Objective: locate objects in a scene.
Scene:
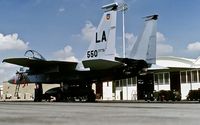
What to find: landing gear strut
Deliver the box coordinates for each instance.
[86,89,96,102]
[34,83,43,102]
[85,84,96,102]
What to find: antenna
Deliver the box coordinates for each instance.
[118,3,128,58]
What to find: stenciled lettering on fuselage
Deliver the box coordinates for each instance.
[95,30,107,43]
[87,31,107,58]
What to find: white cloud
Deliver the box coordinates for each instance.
[58,7,65,13]
[157,32,166,42]
[81,21,96,42]
[58,21,96,61]
[156,32,173,56]
[53,45,78,62]
[0,63,19,83]
[157,44,173,56]
[187,41,200,52]
[71,21,96,43]
[0,33,29,51]
[0,63,18,69]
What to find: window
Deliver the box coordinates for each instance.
[181,70,198,83]
[164,73,169,84]
[191,70,197,83]
[128,78,132,86]
[132,77,137,85]
[154,72,170,85]
[122,79,127,86]
[181,71,186,83]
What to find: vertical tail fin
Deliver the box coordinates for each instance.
[82,3,119,70]
[129,15,158,65]
[83,3,118,62]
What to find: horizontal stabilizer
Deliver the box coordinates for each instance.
[82,59,121,70]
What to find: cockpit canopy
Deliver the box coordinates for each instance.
[24,50,46,60]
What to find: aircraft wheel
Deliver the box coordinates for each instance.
[55,93,62,102]
[86,91,96,102]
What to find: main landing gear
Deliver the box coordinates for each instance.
[33,83,96,102]
[44,83,96,102]
[59,83,96,102]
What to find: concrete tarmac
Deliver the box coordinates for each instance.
[0,102,200,125]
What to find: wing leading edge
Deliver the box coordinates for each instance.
[2,58,78,73]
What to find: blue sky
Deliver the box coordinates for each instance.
[1,0,200,83]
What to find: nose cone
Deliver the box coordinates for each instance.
[7,77,17,84]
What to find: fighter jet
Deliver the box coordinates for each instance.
[2,2,158,102]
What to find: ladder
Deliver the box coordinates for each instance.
[14,84,20,97]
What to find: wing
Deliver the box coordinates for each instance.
[3,58,78,73]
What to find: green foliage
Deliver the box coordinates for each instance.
[153,90,181,101]
[187,90,200,101]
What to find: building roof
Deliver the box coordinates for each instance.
[156,56,195,69]
[148,56,200,71]
[148,64,169,70]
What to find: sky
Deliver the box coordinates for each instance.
[1,0,200,83]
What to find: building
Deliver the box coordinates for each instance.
[0,84,3,99]
[153,56,200,99]
[102,56,200,100]
[1,82,59,100]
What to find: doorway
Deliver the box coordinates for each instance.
[170,72,181,93]
[137,74,154,100]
